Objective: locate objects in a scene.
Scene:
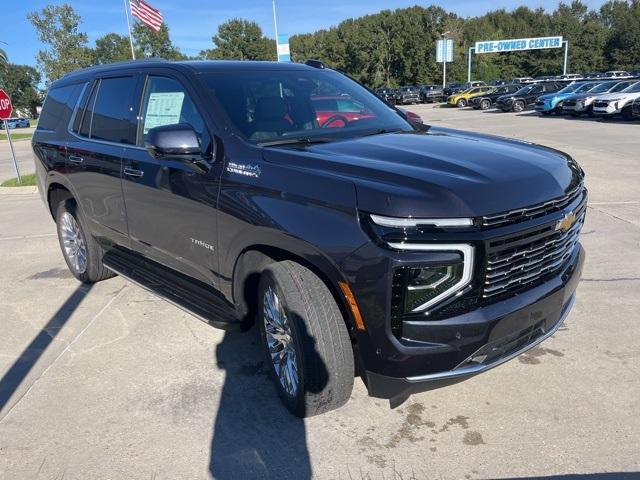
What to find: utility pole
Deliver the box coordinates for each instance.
[441,31,450,89]
[272,0,279,61]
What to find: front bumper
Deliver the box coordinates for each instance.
[362,244,584,406]
[534,100,559,112]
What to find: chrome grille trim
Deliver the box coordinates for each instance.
[482,183,584,228]
[483,208,585,299]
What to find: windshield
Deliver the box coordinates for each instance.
[558,83,584,94]
[575,83,598,93]
[589,82,616,93]
[514,85,535,95]
[612,82,633,92]
[202,70,414,144]
[623,81,640,93]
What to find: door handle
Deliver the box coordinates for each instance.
[123,167,144,178]
[68,155,84,165]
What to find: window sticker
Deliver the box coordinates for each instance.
[143,91,185,134]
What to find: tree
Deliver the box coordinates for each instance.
[93,33,133,64]
[602,0,640,69]
[0,64,41,116]
[27,4,92,84]
[133,23,185,60]
[200,19,275,60]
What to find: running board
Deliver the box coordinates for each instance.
[103,249,241,330]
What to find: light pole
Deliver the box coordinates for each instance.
[272,0,279,61]
[441,31,450,89]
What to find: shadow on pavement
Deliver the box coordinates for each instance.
[209,326,318,480]
[504,474,640,479]
[0,283,93,414]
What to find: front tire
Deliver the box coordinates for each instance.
[258,261,354,417]
[456,99,467,108]
[480,99,491,110]
[55,199,115,283]
[513,100,525,112]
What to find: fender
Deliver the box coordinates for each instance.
[227,227,367,332]
[42,171,83,218]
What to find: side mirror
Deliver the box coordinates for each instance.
[145,123,201,160]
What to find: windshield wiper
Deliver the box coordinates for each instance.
[258,137,336,147]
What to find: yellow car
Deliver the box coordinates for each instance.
[447,86,495,108]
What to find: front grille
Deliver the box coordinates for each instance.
[594,101,608,108]
[482,183,584,228]
[483,204,585,299]
[563,100,577,107]
[535,101,544,107]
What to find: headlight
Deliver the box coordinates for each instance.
[402,264,464,313]
[388,243,475,313]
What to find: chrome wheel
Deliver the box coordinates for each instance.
[263,286,298,397]
[60,212,87,274]
[513,101,525,112]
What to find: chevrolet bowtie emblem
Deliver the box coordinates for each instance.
[555,211,577,232]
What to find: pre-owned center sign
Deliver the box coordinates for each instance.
[475,36,563,54]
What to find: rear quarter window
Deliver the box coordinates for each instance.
[38,83,84,132]
[89,76,138,144]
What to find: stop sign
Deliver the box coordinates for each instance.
[0,89,13,120]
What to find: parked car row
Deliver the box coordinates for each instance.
[455,79,640,120]
[0,117,31,129]
[375,85,444,104]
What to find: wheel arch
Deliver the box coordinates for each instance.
[47,182,74,218]
[231,243,359,339]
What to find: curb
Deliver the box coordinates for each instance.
[0,186,38,195]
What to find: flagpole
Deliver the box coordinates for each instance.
[124,0,136,59]
[272,0,279,61]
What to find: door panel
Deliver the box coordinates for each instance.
[66,75,140,246]
[122,74,221,286]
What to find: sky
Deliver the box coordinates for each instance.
[4,0,610,67]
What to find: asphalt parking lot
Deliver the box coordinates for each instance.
[1,106,639,480]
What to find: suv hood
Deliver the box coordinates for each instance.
[261,128,582,218]
[595,92,639,101]
[568,92,608,101]
[538,91,574,101]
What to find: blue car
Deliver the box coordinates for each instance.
[1,118,31,129]
[534,82,601,115]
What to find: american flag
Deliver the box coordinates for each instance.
[130,0,163,32]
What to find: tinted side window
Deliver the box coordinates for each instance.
[72,81,96,134]
[90,77,137,144]
[139,76,210,154]
[38,83,84,132]
[79,83,98,138]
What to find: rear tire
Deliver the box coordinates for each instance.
[258,260,354,417]
[55,199,115,283]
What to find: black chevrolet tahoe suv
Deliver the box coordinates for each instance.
[33,60,585,417]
